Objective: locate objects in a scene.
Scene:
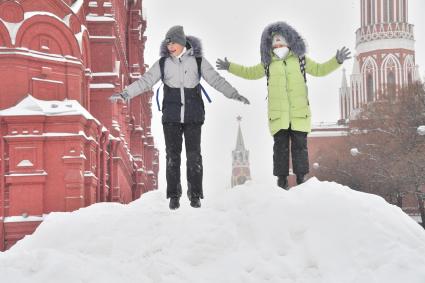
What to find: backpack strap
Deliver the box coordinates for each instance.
[195,57,212,103]
[159,57,166,81]
[265,64,270,86]
[156,57,167,111]
[156,57,212,111]
[299,55,307,82]
[195,57,202,80]
[155,85,162,111]
[263,57,306,100]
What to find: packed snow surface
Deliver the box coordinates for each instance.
[1,178,425,283]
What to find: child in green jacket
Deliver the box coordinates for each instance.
[216,21,351,189]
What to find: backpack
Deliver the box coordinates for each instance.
[155,57,212,111]
[264,55,307,86]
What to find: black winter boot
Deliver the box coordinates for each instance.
[277,175,289,190]
[296,175,306,185]
[187,187,201,208]
[190,197,201,208]
[169,197,180,210]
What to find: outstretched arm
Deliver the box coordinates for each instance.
[201,57,250,104]
[124,60,162,99]
[216,57,265,80]
[305,56,341,77]
[306,47,351,77]
[110,60,162,102]
[229,62,265,80]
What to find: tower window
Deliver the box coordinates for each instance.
[367,74,374,102]
[387,71,396,100]
[408,72,412,85]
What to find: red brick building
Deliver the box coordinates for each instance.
[0,0,159,251]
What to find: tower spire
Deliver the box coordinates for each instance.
[231,116,251,188]
[235,116,246,151]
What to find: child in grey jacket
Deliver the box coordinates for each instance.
[110,25,249,209]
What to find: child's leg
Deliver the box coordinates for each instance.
[183,123,203,199]
[273,129,291,177]
[289,129,309,178]
[163,122,184,199]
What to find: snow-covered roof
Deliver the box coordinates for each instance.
[86,15,116,22]
[90,83,116,89]
[311,122,348,129]
[308,130,348,138]
[0,48,82,65]
[0,10,88,54]
[70,0,85,14]
[310,122,349,137]
[0,95,100,124]
[0,12,70,45]
[3,215,44,223]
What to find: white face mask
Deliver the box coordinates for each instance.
[273,47,289,59]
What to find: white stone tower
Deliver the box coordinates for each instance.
[340,0,420,120]
[231,116,251,187]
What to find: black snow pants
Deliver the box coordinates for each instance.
[163,122,203,199]
[273,127,309,177]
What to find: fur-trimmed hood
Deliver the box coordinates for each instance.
[159,35,203,58]
[260,22,307,66]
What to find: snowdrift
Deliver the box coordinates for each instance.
[1,178,425,283]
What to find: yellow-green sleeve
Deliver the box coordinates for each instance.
[228,62,265,80]
[305,56,341,77]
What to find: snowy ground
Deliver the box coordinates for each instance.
[1,178,425,283]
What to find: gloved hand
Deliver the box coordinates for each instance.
[336,47,352,64]
[234,93,250,105]
[216,57,230,70]
[109,90,130,102]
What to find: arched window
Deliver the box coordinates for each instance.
[387,71,396,99]
[404,55,415,87]
[382,54,400,99]
[367,74,374,102]
[407,72,412,86]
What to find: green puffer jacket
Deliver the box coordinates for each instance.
[229,53,340,135]
[226,21,341,135]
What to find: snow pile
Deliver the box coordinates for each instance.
[1,178,425,283]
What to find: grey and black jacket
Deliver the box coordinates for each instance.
[126,36,240,123]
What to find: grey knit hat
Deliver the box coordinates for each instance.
[165,25,186,47]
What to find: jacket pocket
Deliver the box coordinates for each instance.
[268,110,281,121]
[291,107,311,118]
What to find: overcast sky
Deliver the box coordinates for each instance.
[140,0,425,192]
